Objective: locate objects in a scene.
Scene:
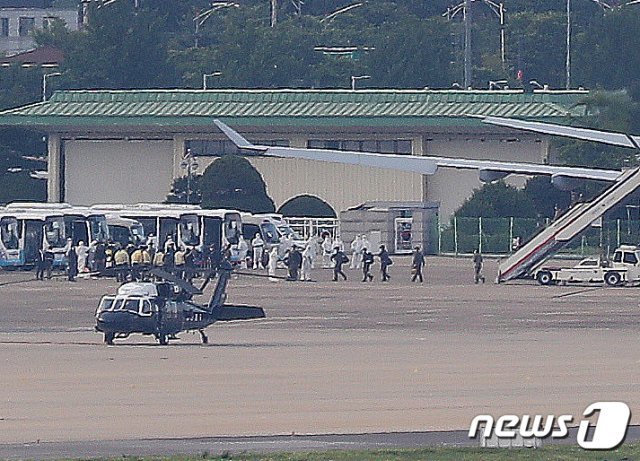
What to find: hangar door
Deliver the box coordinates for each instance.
[64,139,174,205]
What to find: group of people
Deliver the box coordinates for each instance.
[35,234,231,283]
[33,229,487,285]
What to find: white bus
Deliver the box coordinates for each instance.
[5,203,110,246]
[0,208,68,268]
[104,215,146,248]
[91,204,242,252]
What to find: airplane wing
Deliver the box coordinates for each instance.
[213,120,623,183]
[483,116,640,150]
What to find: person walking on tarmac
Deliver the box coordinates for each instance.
[35,247,46,280]
[378,245,392,282]
[411,246,425,283]
[67,243,78,282]
[362,248,374,282]
[473,249,485,284]
[331,246,348,281]
[285,246,302,281]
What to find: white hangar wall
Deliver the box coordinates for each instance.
[193,156,424,215]
[424,137,548,220]
[63,139,174,205]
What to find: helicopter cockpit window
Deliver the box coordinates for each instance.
[122,298,140,313]
[140,300,152,316]
[98,296,115,312]
[112,298,124,311]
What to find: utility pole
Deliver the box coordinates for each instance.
[270,0,277,27]
[566,0,571,89]
[464,0,472,88]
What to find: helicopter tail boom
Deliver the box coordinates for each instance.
[211,304,266,321]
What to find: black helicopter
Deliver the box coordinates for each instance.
[95,261,265,345]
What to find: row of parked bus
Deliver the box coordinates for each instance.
[0,202,305,269]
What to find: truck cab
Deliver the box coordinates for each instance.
[604,245,640,286]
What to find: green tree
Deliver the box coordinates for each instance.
[37,1,177,89]
[200,155,275,213]
[165,175,202,204]
[455,181,537,218]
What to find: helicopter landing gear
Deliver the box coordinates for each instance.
[199,329,208,344]
[157,333,168,345]
[104,332,115,345]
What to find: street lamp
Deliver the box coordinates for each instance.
[194,2,239,48]
[42,72,62,102]
[203,71,222,89]
[180,148,199,204]
[351,75,370,90]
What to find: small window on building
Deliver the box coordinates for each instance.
[0,18,9,37]
[18,17,35,37]
[42,16,58,30]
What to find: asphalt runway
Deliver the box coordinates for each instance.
[1,256,640,457]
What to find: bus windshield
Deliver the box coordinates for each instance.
[44,216,66,248]
[260,222,280,244]
[89,216,110,243]
[179,214,201,247]
[0,217,20,250]
[225,219,241,245]
[131,223,145,246]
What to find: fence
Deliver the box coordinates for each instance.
[284,217,340,240]
[437,217,640,257]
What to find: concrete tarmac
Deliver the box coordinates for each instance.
[0,256,639,456]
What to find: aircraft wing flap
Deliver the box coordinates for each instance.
[483,116,638,149]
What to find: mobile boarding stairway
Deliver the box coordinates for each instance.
[497,167,640,283]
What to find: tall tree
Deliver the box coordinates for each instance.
[200,156,275,213]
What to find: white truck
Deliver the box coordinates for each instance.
[535,257,606,285]
[535,245,640,287]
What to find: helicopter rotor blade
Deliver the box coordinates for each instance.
[148,267,202,296]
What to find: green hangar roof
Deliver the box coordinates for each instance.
[0,89,589,129]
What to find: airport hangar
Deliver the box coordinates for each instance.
[0,88,587,220]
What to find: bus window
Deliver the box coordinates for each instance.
[130,223,145,246]
[159,217,179,249]
[225,219,240,245]
[260,222,280,244]
[179,215,201,247]
[128,217,156,236]
[89,216,109,243]
[109,225,132,247]
[44,217,66,248]
[243,224,260,241]
[63,215,89,245]
[203,217,222,248]
[0,217,20,250]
